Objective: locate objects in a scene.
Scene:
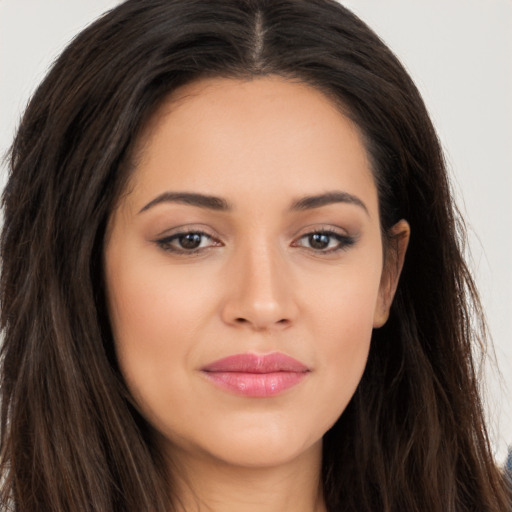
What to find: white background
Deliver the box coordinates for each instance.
[1,1,511,463]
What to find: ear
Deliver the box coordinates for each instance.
[373,219,410,328]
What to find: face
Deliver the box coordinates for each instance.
[104,76,408,471]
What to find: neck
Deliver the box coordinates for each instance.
[165,442,327,512]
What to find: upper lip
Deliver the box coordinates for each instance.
[201,352,310,374]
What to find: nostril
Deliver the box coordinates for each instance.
[235,317,248,324]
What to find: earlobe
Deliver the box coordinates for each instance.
[373,219,410,328]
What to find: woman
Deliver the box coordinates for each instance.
[1,0,510,510]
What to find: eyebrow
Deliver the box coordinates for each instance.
[139,192,231,213]
[138,190,368,215]
[291,191,369,215]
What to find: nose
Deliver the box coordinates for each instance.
[220,242,298,332]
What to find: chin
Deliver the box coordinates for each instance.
[201,433,323,469]
[157,408,333,471]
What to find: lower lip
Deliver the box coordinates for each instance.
[202,371,308,397]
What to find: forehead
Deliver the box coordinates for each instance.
[127,76,377,214]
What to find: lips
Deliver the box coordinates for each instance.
[201,352,310,397]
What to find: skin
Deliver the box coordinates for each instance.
[104,76,409,512]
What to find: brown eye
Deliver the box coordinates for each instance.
[294,231,356,253]
[156,231,219,253]
[308,233,331,250]
[178,233,203,250]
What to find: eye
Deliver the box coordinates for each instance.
[294,230,355,253]
[156,231,220,254]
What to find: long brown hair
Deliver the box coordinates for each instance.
[1,1,510,510]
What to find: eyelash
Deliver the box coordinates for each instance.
[155,229,356,255]
[292,230,356,253]
[155,230,220,255]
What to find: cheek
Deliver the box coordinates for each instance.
[104,246,221,414]
[304,253,382,343]
[109,266,212,343]
[302,261,381,417]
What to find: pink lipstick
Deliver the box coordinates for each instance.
[201,352,309,397]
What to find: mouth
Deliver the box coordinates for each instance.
[201,352,310,397]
